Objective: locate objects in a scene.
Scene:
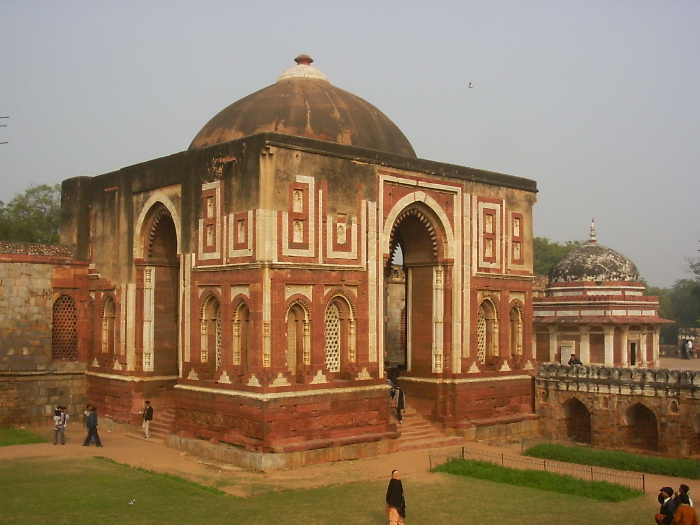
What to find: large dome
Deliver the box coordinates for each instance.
[189,55,416,157]
[549,223,641,283]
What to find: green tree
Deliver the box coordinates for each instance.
[659,278,700,342]
[0,184,61,244]
[533,237,584,276]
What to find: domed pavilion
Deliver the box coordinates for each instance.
[59,56,539,469]
[533,221,670,367]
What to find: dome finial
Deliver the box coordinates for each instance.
[589,218,597,244]
[277,55,329,82]
[294,54,313,66]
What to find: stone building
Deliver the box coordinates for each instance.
[4,56,540,467]
[536,363,700,455]
[533,222,670,368]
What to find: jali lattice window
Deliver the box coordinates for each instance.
[52,295,78,360]
[324,302,341,373]
[477,304,487,364]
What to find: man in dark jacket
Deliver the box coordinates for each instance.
[656,486,678,525]
[386,469,405,525]
[82,406,103,447]
[143,400,154,438]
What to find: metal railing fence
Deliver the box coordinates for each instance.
[429,446,645,492]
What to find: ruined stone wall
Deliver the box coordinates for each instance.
[0,247,87,426]
[0,256,55,371]
[537,363,700,456]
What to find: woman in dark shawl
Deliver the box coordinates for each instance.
[385,469,406,524]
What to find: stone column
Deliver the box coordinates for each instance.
[548,326,557,362]
[640,327,648,367]
[579,326,590,364]
[652,326,660,367]
[603,326,615,366]
[620,325,629,367]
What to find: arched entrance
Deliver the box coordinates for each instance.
[385,204,447,376]
[138,205,179,375]
[625,403,659,451]
[562,398,592,444]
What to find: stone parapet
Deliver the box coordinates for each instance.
[0,241,75,258]
[537,362,700,397]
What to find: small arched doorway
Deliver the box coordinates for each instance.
[232,300,250,374]
[286,302,309,381]
[199,294,221,379]
[625,403,659,451]
[562,397,592,444]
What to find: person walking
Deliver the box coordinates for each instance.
[385,469,406,525]
[83,406,103,447]
[391,384,406,424]
[142,400,153,438]
[82,404,91,427]
[53,406,68,445]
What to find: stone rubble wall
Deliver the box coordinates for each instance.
[0,251,86,427]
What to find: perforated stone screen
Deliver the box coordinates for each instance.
[477,304,486,363]
[325,302,341,373]
[52,295,78,360]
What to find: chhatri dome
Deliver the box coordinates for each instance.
[548,221,641,283]
[189,55,416,157]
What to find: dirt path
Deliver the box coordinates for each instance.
[1,425,690,502]
[0,425,456,496]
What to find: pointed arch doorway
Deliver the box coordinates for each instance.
[385,205,448,377]
[137,204,179,376]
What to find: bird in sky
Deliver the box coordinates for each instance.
[468,82,473,88]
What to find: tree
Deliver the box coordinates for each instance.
[0,184,61,244]
[533,237,584,276]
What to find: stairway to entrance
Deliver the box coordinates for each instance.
[395,406,465,452]
[147,408,174,440]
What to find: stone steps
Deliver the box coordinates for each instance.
[395,406,464,452]
[146,408,174,440]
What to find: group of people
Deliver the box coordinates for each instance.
[681,339,695,360]
[657,484,698,525]
[82,404,103,447]
[52,406,69,445]
[50,400,154,447]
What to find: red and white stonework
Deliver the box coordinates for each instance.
[3,57,542,468]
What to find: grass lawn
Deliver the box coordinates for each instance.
[525,443,700,479]
[434,458,642,501]
[0,456,657,525]
[0,427,46,446]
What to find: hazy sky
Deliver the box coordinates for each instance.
[1,1,698,287]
